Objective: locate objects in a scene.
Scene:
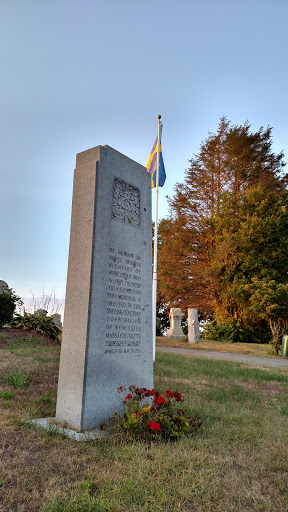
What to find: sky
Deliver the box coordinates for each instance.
[1,0,288,303]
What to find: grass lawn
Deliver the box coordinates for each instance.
[0,331,288,511]
[156,336,279,357]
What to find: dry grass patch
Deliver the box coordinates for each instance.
[229,377,288,395]
[1,337,288,511]
[0,328,59,346]
[156,336,276,357]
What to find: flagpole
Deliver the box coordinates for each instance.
[152,115,162,362]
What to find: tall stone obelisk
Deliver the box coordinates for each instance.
[56,145,153,431]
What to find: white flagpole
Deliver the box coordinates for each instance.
[152,114,162,362]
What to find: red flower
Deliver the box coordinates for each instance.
[135,413,141,418]
[154,395,166,405]
[166,391,174,398]
[148,421,161,431]
[145,389,156,397]
[125,394,133,400]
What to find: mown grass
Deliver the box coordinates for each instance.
[0,338,287,511]
[156,336,278,357]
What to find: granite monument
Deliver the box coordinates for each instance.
[167,307,185,338]
[188,308,200,343]
[51,313,62,327]
[0,280,9,293]
[56,145,153,432]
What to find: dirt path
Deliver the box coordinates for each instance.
[157,346,288,369]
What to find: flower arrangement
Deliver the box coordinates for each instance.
[110,385,201,441]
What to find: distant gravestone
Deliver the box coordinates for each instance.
[188,308,200,344]
[51,313,62,327]
[0,280,9,293]
[167,308,185,338]
[35,309,48,317]
[56,145,153,432]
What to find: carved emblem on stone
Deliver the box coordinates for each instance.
[112,178,140,227]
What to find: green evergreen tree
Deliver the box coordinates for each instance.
[0,286,22,327]
[157,118,288,343]
[208,186,288,344]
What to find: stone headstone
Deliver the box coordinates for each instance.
[0,280,9,293]
[35,309,48,317]
[56,145,153,432]
[51,313,62,327]
[167,308,185,338]
[188,308,200,344]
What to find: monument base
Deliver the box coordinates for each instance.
[28,418,112,441]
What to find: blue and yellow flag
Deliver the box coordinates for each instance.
[146,137,166,188]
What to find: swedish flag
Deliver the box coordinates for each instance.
[146,137,166,188]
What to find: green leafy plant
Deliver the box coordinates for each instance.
[10,312,61,341]
[0,390,14,399]
[1,372,30,388]
[110,385,201,441]
[0,286,22,327]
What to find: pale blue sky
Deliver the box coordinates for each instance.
[1,0,288,300]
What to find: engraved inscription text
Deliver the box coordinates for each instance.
[105,247,143,357]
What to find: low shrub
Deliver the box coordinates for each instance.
[202,321,246,342]
[202,320,271,344]
[110,385,201,441]
[10,312,61,341]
